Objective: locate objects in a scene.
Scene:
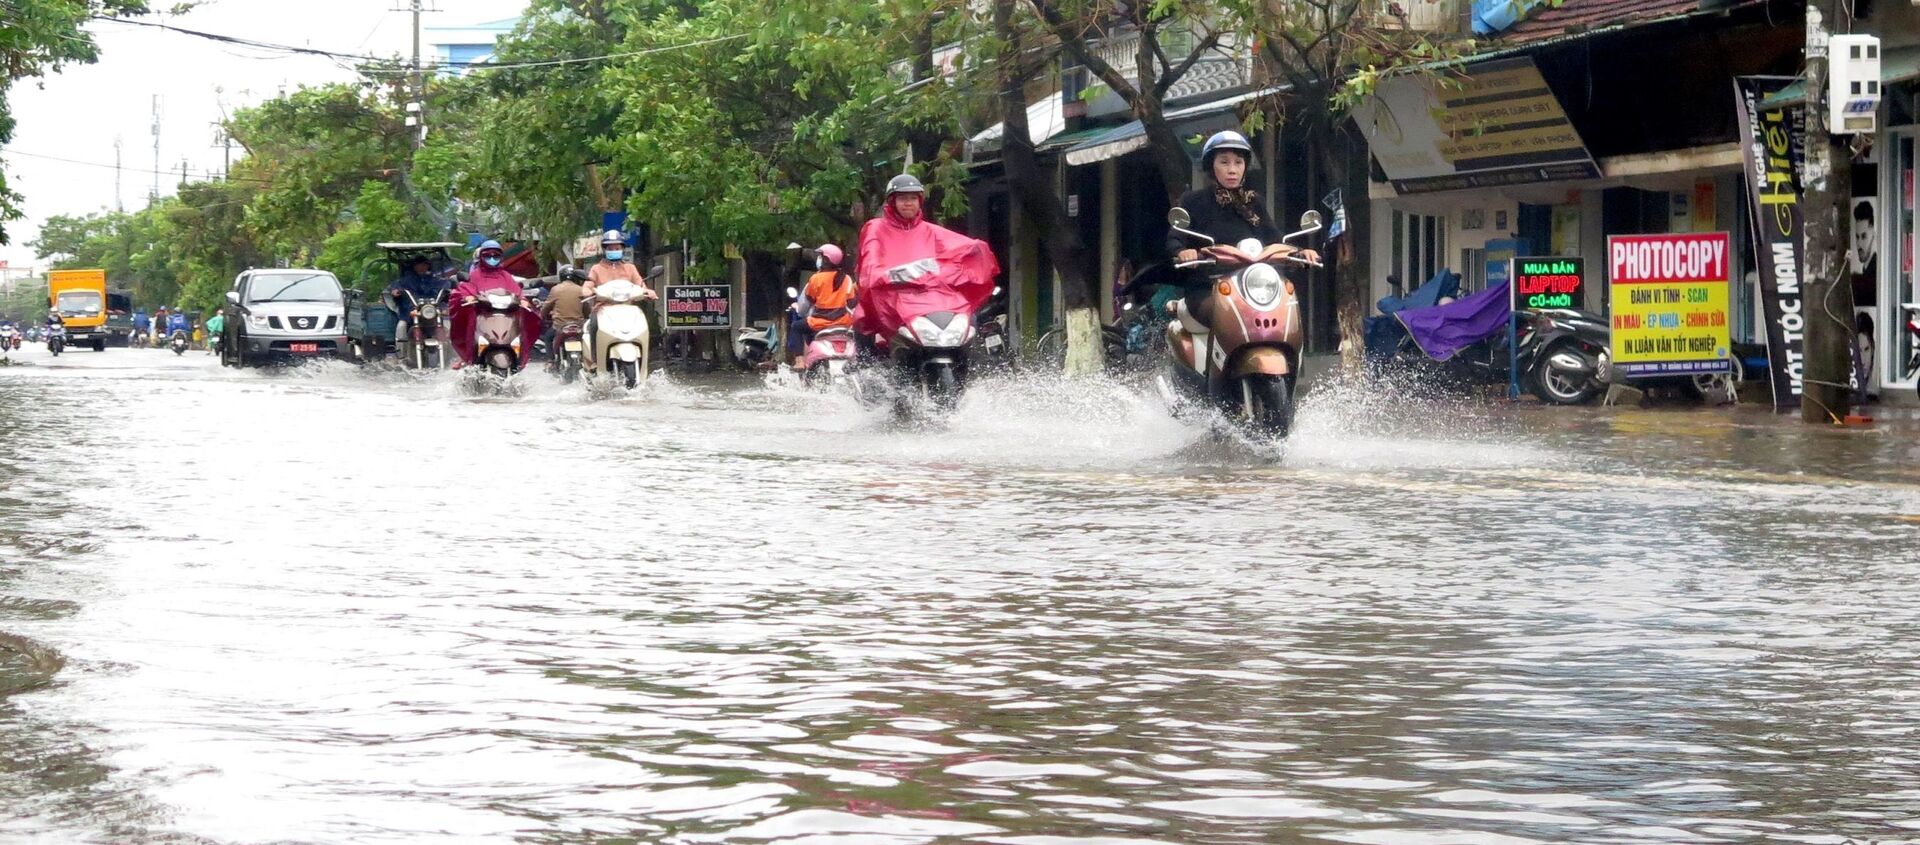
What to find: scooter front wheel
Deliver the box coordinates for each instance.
[619,359,640,389]
[1241,374,1294,438]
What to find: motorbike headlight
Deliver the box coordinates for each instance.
[910,314,970,347]
[419,304,439,321]
[486,293,516,310]
[1242,264,1283,308]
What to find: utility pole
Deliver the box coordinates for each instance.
[1801,0,1855,423]
[113,137,124,212]
[150,95,162,201]
[213,85,233,180]
[401,0,433,149]
[179,157,190,189]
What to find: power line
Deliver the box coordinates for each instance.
[3,148,269,184]
[88,14,749,75]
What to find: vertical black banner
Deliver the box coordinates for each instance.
[1734,76,1805,409]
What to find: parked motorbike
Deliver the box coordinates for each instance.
[395,288,450,370]
[169,330,191,356]
[971,285,1014,371]
[733,322,778,370]
[1902,303,1920,403]
[46,323,66,356]
[1161,207,1323,437]
[584,269,656,390]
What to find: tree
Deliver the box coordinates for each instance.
[984,0,1234,374]
[1222,0,1465,366]
[0,0,148,244]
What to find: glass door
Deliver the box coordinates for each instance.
[1888,132,1917,388]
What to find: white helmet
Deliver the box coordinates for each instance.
[601,229,624,246]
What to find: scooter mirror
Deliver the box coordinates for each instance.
[786,286,800,299]
[786,242,803,251]
[1167,208,1191,228]
[1300,210,1323,229]
[647,265,666,280]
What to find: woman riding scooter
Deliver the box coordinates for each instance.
[448,240,542,371]
[1168,131,1318,327]
[788,243,855,365]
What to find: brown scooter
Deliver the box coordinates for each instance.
[473,291,528,378]
[1162,207,1323,437]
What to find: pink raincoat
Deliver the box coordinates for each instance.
[449,265,543,367]
[853,205,1000,348]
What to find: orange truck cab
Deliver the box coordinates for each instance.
[48,269,110,352]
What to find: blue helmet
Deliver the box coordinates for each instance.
[478,239,503,253]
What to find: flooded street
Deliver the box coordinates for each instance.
[3,346,1919,845]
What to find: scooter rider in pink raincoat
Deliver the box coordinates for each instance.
[853,174,999,357]
[447,239,543,370]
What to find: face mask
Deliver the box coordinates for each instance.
[606,250,624,261]
[483,257,502,268]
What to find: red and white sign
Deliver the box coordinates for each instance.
[1608,232,1731,284]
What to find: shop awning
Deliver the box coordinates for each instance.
[967,91,1067,155]
[1062,86,1285,167]
[1760,45,1920,108]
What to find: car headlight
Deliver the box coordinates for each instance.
[910,314,970,347]
[246,313,270,328]
[1242,264,1283,308]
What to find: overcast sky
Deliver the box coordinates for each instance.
[0,0,527,270]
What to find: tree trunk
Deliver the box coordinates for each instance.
[1314,118,1369,373]
[995,0,1101,375]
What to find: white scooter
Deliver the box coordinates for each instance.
[584,267,659,390]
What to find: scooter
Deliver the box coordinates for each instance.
[883,287,991,414]
[584,270,655,390]
[0,326,18,351]
[971,286,1014,372]
[169,330,191,356]
[733,322,778,370]
[471,291,529,378]
[396,288,450,370]
[1162,207,1323,437]
[46,323,66,356]
[1902,303,1920,403]
[787,285,857,387]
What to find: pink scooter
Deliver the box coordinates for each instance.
[788,285,857,387]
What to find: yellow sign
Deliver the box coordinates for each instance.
[1607,233,1732,376]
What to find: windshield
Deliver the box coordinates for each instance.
[56,290,103,316]
[246,273,342,304]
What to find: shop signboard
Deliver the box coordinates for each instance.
[1353,57,1600,194]
[1607,233,1733,377]
[1512,257,1584,310]
[664,284,732,329]
[1733,75,1806,408]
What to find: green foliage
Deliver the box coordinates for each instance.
[316,180,439,297]
[0,0,148,243]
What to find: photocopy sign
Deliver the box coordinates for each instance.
[1607,233,1732,377]
[664,285,732,329]
[1733,76,1806,408]
[1512,257,1584,310]
[1354,57,1600,194]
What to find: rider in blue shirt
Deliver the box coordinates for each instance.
[166,311,191,337]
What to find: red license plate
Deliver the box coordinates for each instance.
[289,343,319,353]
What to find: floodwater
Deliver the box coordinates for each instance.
[2,345,1918,845]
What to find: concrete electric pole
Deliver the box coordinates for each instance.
[113,137,124,212]
[150,95,162,201]
[1800,1,1856,424]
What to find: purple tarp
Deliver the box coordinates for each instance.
[1393,281,1511,362]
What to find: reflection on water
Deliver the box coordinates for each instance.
[2,348,1919,844]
